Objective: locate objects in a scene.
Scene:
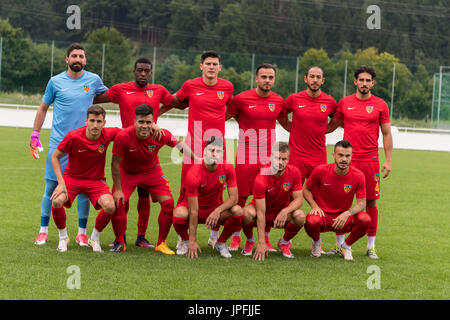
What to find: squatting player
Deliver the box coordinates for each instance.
[108,104,195,254]
[172,136,243,259]
[225,63,289,252]
[31,43,108,247]
[94,57,179,249]
[328,66,393,259]
[304,140,370,261]
[50,106,119,252]
[241,142,305,260]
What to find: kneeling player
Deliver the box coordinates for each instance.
[50,105,120,252]
[172,136,244,259]
[303,140,370,261]
[242,142,305,260]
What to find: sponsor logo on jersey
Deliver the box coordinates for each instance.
[283,182,291,191]
[217,91,224,100]
[147,90,153,98]
[98,144,105,153]
[83,86,90,93]
[148,145,157,152]
[366,106,374,113]
[320,104,327,112]
[268,104,275,112]
[219,175,226,184]
[344,184,352,193]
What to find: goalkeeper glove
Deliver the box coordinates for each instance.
[29,130,44,159]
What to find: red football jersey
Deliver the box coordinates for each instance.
[334,94,390,161]
[285,91,337,162]
[227,89,286,165]
[253,165,303,213]
[106,81,174,127]
[58,127,120,180]
[306,163,366,215]
[176,77,233,158]
[112,126,178,174]
[185,162,237,210]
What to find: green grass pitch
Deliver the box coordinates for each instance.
[0,127,448,300]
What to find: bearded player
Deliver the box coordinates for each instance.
[328,66,393,259]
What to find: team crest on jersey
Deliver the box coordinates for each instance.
[366,106,374,113]
[283,183,291,191]
[147,90,153,98]
[268,104,275,112]
[148,145,157,152]
[219,175,226,184]
[98,144,105,153]
[217,91,224,100]
[344,184,352,193]
[320,104,327,112]
[83,86,90,93]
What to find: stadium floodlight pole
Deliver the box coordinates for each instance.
[101,43,106,79]
[295,56,299,93]
[343,59,348,98]
[390,63,396,121]
[437,66,443,128]
[152,46,156,84]
[250,53,255,89]
[50,40,55,77]
[431,73,437,128]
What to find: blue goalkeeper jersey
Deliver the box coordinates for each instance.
[42,70,108,149]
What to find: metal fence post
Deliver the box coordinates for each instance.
[390,63,396,120]
[50,40,55,77]
[152,46,157,84]
[295,56,299,93]
[437,66,443,128]
[101,43,106,79]
[250,53,255,89]
[0,37,3,91]
[430,73,436,128]
[343,60,348,98]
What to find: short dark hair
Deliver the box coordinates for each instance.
[201,50,221,63]
[272,142,290,154]
[67,43,85,57]
[256,63,276,76]
[134,57,152,71]
[334,140,352,151]
[135,104,153,118]
[306,66,324,77]
[354,65,376,80]
[205,136,224,148]
[87,105,106,119]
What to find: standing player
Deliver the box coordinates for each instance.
[108,104,195,254]
[94,57,178,248]
[225,63,289,252]
[30,43,108,247]
[172,137,244,259]
[303,140,371,261]
[241,142,305,260]
[284,66,337,183]
[328,66,393,259]
[50,106,119,252]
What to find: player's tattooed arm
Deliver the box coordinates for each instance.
[332,198,366,230]
[93,92,111,104]
[277,115,291,132]
[326,117,343,134]
[303,184,325,217]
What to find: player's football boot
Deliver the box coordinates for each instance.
[109,242,126,253]
[176,235,182,250]
[135,235,154,248]
[88,238,103,253]
[207,237,217,249]
[277,239,294,258]
[176,240,189,256]
[228,235,241,251]
[34,232,48,245]
[214,242,232,258]
[241,240,255,256]
[109,234,127,247]
[366,246,379,259]
[155,241,175,255]
[265,236,277,252]
[57,237,69,252]
[340,245,354,261]
[75,234,89,247]
[326,243,342,255]
[310,240,322,258]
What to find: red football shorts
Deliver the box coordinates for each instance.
[351,160,380,200]
[288,157,324,184]
[121,166,172,202]
[175,193,224,224]
[235,163,262,197]
[63,175,111,210]
[247,200,284,227]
